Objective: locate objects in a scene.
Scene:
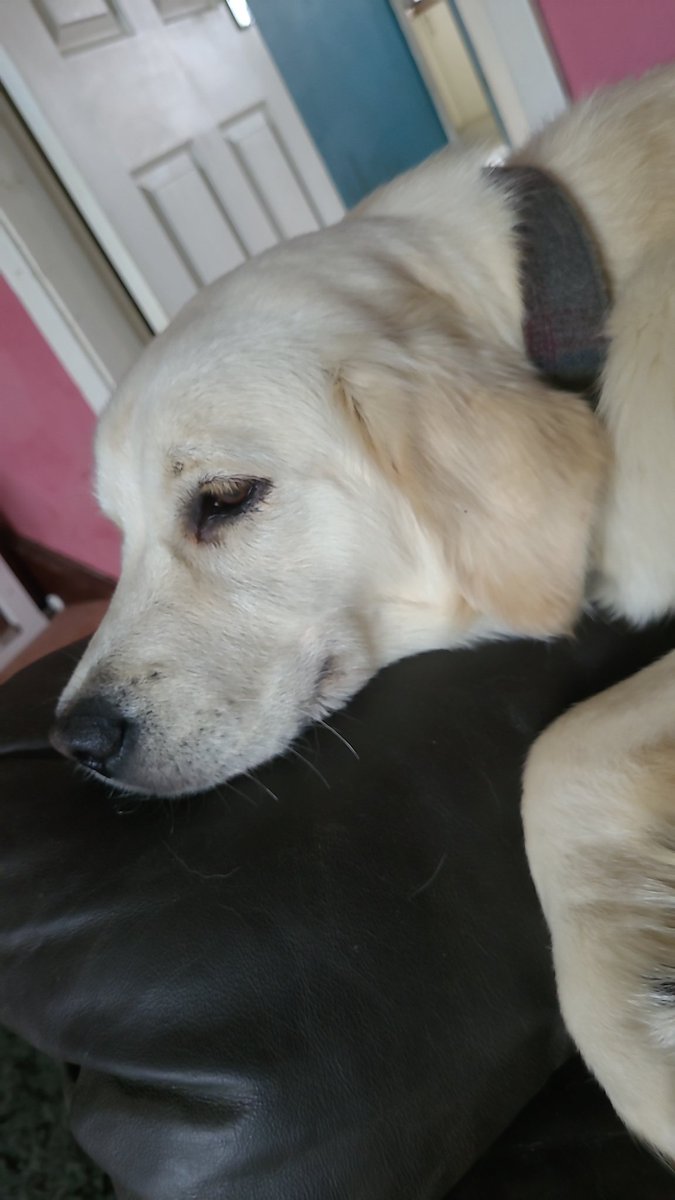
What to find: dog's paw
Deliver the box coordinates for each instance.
[523,694,675,1161]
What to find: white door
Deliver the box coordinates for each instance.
[1,0,344,330]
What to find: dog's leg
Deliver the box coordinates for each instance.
[595,244,675,622]
[523,650,675,1159]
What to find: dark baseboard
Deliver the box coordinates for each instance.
[0,527,116,607]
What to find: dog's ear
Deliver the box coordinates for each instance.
[335,343,607,635]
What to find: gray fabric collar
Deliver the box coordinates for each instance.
[489,164,612,399]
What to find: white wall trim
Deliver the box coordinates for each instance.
[1,221,112,414]
[0,555,49,675]
[453,0,568,146]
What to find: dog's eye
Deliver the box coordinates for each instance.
[192,479,267,543]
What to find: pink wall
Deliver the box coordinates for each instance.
[0,278,120,578]
[537,0,675,98]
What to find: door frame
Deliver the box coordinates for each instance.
[1,93,149,414]
[2,223,112,415]
[451,0,568,145]
[1,44,176,333]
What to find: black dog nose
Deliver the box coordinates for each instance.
[50,698,130,777]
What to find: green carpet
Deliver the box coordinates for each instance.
[0,1025,114,1199]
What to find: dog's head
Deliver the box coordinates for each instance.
[51,219,606,795]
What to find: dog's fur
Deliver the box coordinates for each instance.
[523,651,675,1161]
[55,68,675,1151]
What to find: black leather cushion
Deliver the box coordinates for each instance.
[1,617,675,1200]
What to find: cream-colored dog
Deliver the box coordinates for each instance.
[53,68,675,1153]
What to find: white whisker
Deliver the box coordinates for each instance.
[316,718,359,759]
[243,771,280,804]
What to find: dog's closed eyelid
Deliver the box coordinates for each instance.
[183,478,272,543]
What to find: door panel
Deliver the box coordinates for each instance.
[225,110,320,237]
[136,147,247,286]
[192,127,279,255]
[32,0,126,53]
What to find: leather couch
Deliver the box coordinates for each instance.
[2,617,675,1199]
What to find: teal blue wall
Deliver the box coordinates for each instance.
[249,0,448,208]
